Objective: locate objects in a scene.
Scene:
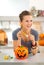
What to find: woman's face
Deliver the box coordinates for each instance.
[20,15,33,30]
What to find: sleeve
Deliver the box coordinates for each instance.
[35,31,39,41]
[12,31,18,40]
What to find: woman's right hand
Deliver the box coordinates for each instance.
[17,31,22,40]
[16,31,22,46]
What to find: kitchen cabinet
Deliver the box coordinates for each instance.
[0,16,19,31]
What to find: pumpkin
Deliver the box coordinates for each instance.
[39,33,44,39]
[38,33,44,46]
[38,40,44,46]
[14,46,28,59]
[0,29,8,45]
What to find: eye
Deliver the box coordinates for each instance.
[26,20,32,22]
[18,50,21,52]
[26,20,29,22]
[23,50,25,52]
[30,20,32,22]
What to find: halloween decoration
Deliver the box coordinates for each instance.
[4,55,9,60]
[39,33,44,39]
[0,29,8,45]
[4,55,13,60]
[14,46,28,59]
[30,6,38,17]
[38,34,44,46]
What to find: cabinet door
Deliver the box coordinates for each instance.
[2,21,10,29]
[32,21,42,33]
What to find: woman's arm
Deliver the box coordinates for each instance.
[13,31,21,50]
[28,34,38,55]
[13,40,21,50]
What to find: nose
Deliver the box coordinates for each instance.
[21,52,23,54]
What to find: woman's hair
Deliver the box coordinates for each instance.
[19,10,31,22]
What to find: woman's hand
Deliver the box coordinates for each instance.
[28,34,35,45]
[17,31,22,40]
[31,46,38,55]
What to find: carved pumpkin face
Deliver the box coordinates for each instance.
[14,46,28,59]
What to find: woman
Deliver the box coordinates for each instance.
[12,11,39,55]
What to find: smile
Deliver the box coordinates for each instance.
[17,53,26,58]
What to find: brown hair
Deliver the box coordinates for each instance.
[19,10,31,22]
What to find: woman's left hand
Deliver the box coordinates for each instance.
[31,46,38,55]
[28,34,35,45]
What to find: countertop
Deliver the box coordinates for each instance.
[0,43,44,65]
[0,50,44,63]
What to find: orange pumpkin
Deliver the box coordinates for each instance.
[38,33,44,46]
[14,46,28,59]
[39,33,44,39]
[38,40,44,46]
[0,29,8,45]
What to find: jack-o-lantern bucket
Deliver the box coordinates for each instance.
[14,46,28,59]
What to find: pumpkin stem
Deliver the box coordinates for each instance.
[20,45,24,48]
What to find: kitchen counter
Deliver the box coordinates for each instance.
[0,42,44,65]
[0,48,44,65]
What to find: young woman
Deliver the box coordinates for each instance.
[12,11,39,54]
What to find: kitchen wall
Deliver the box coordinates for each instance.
[0,0,44,16]
[29,0,44,10]
[0,0,29,16]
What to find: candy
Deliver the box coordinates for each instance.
[3,55,13,60]
[4,55,9,60]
